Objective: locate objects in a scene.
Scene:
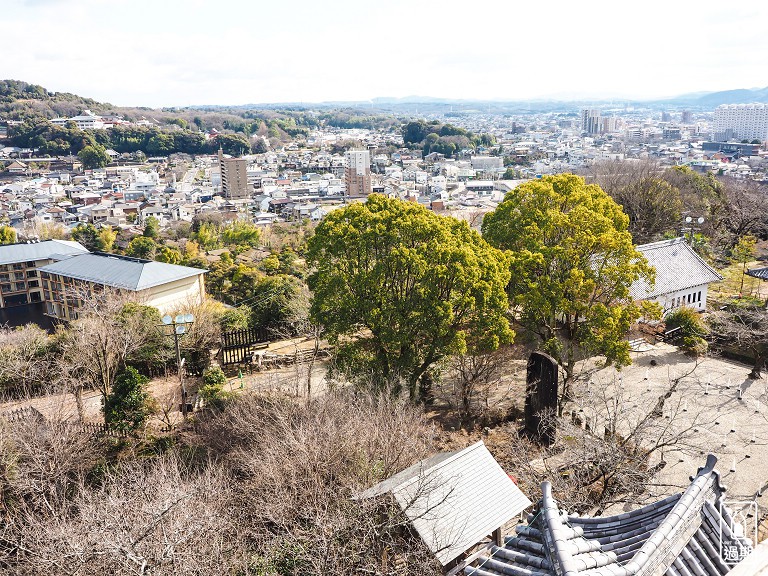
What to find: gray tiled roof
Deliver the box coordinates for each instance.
[746,266,768,281]
[356,441,532,566]
[630,238,723,300]
[465,455,747,576]
[0,239,88,266]
[38,253,206,291]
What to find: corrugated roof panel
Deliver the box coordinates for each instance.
[38,253,205,291]
[363,441,531,566]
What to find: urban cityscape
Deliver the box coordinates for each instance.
[1,1,768,575]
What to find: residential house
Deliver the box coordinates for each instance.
[6,161,27,175]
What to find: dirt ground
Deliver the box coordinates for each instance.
[577,342,768,502]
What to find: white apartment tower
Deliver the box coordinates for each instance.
[713,103,768,142]
[344,150,372,197]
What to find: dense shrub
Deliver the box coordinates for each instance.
[665,307,708,355]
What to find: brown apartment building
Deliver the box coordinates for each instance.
[218,148,250,199]
[0,240,88,308]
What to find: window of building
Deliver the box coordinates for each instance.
[697,291,702,302]
[26,270,37,278]
[12,264,23,270]
[0,284,10,293]
[0,274,8,282]
[28,280,39,288]
[26,261,35,268]
[14,272,24,281]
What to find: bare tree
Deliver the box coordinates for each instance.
[709,304,768,379]
[584,159,682,244]
[490,361,724,513]
[0,324,58,398]
[442,347,522,425]
[57,289,159,423]
[191,391,442,574]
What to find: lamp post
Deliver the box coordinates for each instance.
[683,215,705,245]
[162,313,195,419]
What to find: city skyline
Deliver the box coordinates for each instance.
[6,0,768,108]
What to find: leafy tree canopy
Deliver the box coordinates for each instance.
[482,174,656,403]
[77,144,110,169]
[104,366,152,432]
[307,194,513,400]
[0,225,17,245]
[126,236,157,260]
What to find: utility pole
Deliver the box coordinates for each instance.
[162,313,195,419]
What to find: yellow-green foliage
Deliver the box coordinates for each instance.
[482,174,655,375]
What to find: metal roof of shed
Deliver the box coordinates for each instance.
[356,441,532,566]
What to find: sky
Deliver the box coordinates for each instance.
[5,0,768,107]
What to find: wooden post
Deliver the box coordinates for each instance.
[493,527,503,547]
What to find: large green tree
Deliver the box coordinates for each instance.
[126,236,157,260]
[482,174,655,406]
[307,194,514,400]
[77,144,110,169]
[104,366,152,433]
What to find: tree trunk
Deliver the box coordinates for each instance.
[74,384,85,423]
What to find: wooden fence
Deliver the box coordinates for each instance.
[0,406,127,439]
[220,326,271,366]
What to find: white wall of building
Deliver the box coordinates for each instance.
[143,275,206,314]
[650,283,710,315]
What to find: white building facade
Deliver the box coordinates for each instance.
[713,103,768,142]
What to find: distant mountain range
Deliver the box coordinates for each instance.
[4,78,768,117]
[228,86,768,114]
[678,86,768,107]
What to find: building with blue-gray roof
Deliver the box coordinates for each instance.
[38,252,207,321]
[0,239,88,308]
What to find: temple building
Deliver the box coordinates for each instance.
[464,455,752,576]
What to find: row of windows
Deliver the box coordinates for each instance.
[668,290,702,310]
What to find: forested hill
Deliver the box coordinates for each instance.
[0,79,110,120]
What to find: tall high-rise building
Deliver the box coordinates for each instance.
[713,104,768,142]
[661,111,672,122]
[681,110,693,124]
[581,109,601,135]
[218,148,249,199]
[344,150,372,197]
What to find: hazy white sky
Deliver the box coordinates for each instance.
[6,0,768,107]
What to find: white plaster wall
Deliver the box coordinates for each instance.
[651,283,710,315]
[143,275,205,314]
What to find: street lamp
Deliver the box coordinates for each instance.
[162,313,195,419]
[683,216,705,245]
